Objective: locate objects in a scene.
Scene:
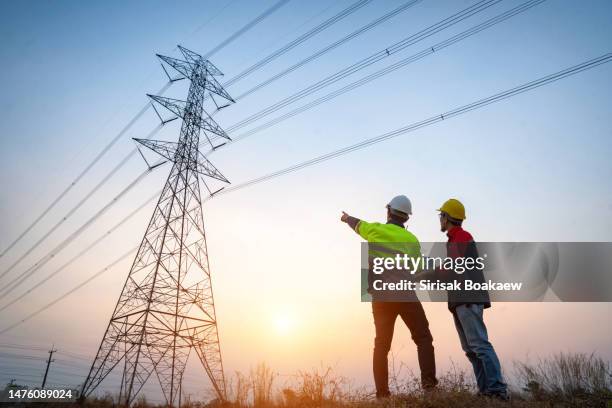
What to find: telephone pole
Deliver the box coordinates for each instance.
[81,45,234,406]
[41,346,56,389]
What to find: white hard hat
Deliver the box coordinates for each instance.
[387,195,412,215]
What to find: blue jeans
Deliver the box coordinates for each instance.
[453,304,507,395]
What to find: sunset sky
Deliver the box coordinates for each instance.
[0,0,611,403]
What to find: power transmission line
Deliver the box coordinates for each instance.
[223,0,374,88]
[0,1,303,281]
[54,360,92,370]
[0,1,393,303]
[0,0,347,278]
[203,0,292,59]
[0,0,374,271]
[2,52,608,336]
[0,125,163,283]
[0,0,548,326]
[230,0,546,143]
[0,0,287,262]
[212,53,611,196]
[55,350,96,362]
[0,84,168,262]
[0,344,90,358]
[187,0,239,38]
[224,0,502,133]
[0,343,48,352]
[0,0,380,286]
[0,245,138,335]
[0,348,91,363]
[0,353,45,362]
[0,189,161,312]
[0,360,48,370]
[0,349,230,386]
[0,162,164,299]
[0,374,43,381]
[230,1,337,70]
[233,0,422,101]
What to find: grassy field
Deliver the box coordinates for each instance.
[77,352,611,407]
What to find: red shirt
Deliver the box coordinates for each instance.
[446,226,474,258]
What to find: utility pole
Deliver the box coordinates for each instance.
[81,46,234,407]
[41,346,56,389]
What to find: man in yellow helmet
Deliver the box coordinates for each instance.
[341,196,437,398]
[436,198,508,400]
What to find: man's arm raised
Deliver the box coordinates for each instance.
[340,211,361,234]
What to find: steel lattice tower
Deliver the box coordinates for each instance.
[81,46,234,406]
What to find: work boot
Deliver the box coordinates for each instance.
[482,391,510,402]
[376,390,391,399]
[423,384,438,398]
[492,392,511,401]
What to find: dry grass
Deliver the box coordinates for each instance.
[514,352,612,406]
[74,353,612,407]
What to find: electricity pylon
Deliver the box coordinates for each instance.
[81,45,233,406]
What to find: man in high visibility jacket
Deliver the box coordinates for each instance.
[341,195,437,397]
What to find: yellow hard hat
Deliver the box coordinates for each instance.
[437,198,466,220]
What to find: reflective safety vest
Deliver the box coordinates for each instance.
[356,221,421,301]
[357,221,421,260]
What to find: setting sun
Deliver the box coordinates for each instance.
[272,312,296,336]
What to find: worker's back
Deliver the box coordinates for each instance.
[357,221,420,301]
[358,221,420,258]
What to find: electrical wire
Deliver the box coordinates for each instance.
[0,346,101,368]
[53,360,92,370]
[230,0,547,143]
[2,53,609,336]
[0,344,48,352]
[0,348,92,363]
[0,0,380,274]
[230,1,338,70]
[223,0,374,87]
[0,353,45,362]
[187,0,239,39]
[0,361,48,370]
[0,0,286,262]
[0,350,227,384]
[0,1,401,305]
[0,162,164,299]
[2,9,603,396]
[0,189,162,312]
[0,374,43,381]
[224,0,502,133]
[202,0,292,60]
[0,349,207,394]
[208,54,612,197]
[0,0,305,296]
[0,245,139,335]
[0,83,168,262]
[0,125,163,283]
[0,0,352,279]
[233,0,422,101]
[55,350,95,362]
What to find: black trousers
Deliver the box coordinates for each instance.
[372,301,437,396]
